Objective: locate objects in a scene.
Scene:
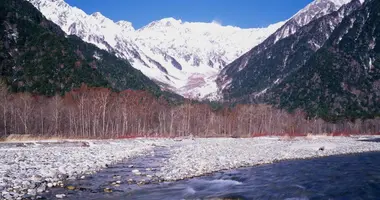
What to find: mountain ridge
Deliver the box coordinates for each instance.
[218,0,364,101]
[217,0,363,99]
[27,0,285,99]
[0,0,162,96]
[267,0,380,121]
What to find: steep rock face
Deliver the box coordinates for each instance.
[219,0,363,101]
[268,0,380,121]
[0,0,161,96]
[218,0,357,96]
[275,0,352,41]
[27,0,284,99]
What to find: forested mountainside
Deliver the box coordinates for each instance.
[219,0,362,102]
[217,0,356,96]
[268,0,380,121]
[0,0,161,96]
[218,0,380,121]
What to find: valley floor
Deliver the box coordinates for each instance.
[1,136,380,199]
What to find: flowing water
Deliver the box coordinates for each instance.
[44,150,380,200]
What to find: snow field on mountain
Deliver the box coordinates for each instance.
[27,0,285,98]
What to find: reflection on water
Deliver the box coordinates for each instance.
[46,151,380,200]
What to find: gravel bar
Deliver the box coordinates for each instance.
[0,139,171,199]
[1,136,380,199]
[156,136,380,181]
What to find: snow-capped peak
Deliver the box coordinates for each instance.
[91,12,105,18]
[271,0,356,43]
[116,20,135,32]
[142,17,183,29]
[327,0,352,6]
[291,0,351,27]
[27,0,284,99]
[216,0,361,95]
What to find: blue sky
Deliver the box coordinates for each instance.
[65,0,313,29]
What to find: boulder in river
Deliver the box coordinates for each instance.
[132,169,141,175]
[55,194,66,199]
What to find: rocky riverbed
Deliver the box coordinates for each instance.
[157,136,380,181]
[1,136,380,199]
[0,139,172,199]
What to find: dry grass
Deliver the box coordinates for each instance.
[1,134,68,143]
[305,133,332,139]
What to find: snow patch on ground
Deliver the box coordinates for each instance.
[255,87,269,97]
[93,51,102,60]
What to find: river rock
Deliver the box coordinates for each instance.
[132,169,141,175]
[27,189,36,196]
[56,194,66,199]
[3,193,12,200]
[66,186,75,190]
[36,183,46,193]
[103,188,112,193]
[112,175,121,179]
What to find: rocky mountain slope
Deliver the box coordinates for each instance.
[217,0,359,97]
[27,0,285,99]
[268,0,380,121]
[0,0,161,96]
[219,0,363,101]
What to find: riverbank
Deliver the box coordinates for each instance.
[156,136,380,181]
[0,139,172,199]
[1,136,380,199]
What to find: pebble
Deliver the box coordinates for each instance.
[56,194,66,199]
[132,169,141,175]
[36,183,46,193]
[112,175,121,179]
[27,189,36,196]
[3,193,12,200]
[66,186,75,190]
[103,188,112,193]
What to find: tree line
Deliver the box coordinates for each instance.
[0,84,379,139]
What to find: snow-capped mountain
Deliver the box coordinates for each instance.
[218,0,364,102]
[217,0,359,95]
[267,0,379,119]
[27,0,284,99]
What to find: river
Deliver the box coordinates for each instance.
[44,150,380,200]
